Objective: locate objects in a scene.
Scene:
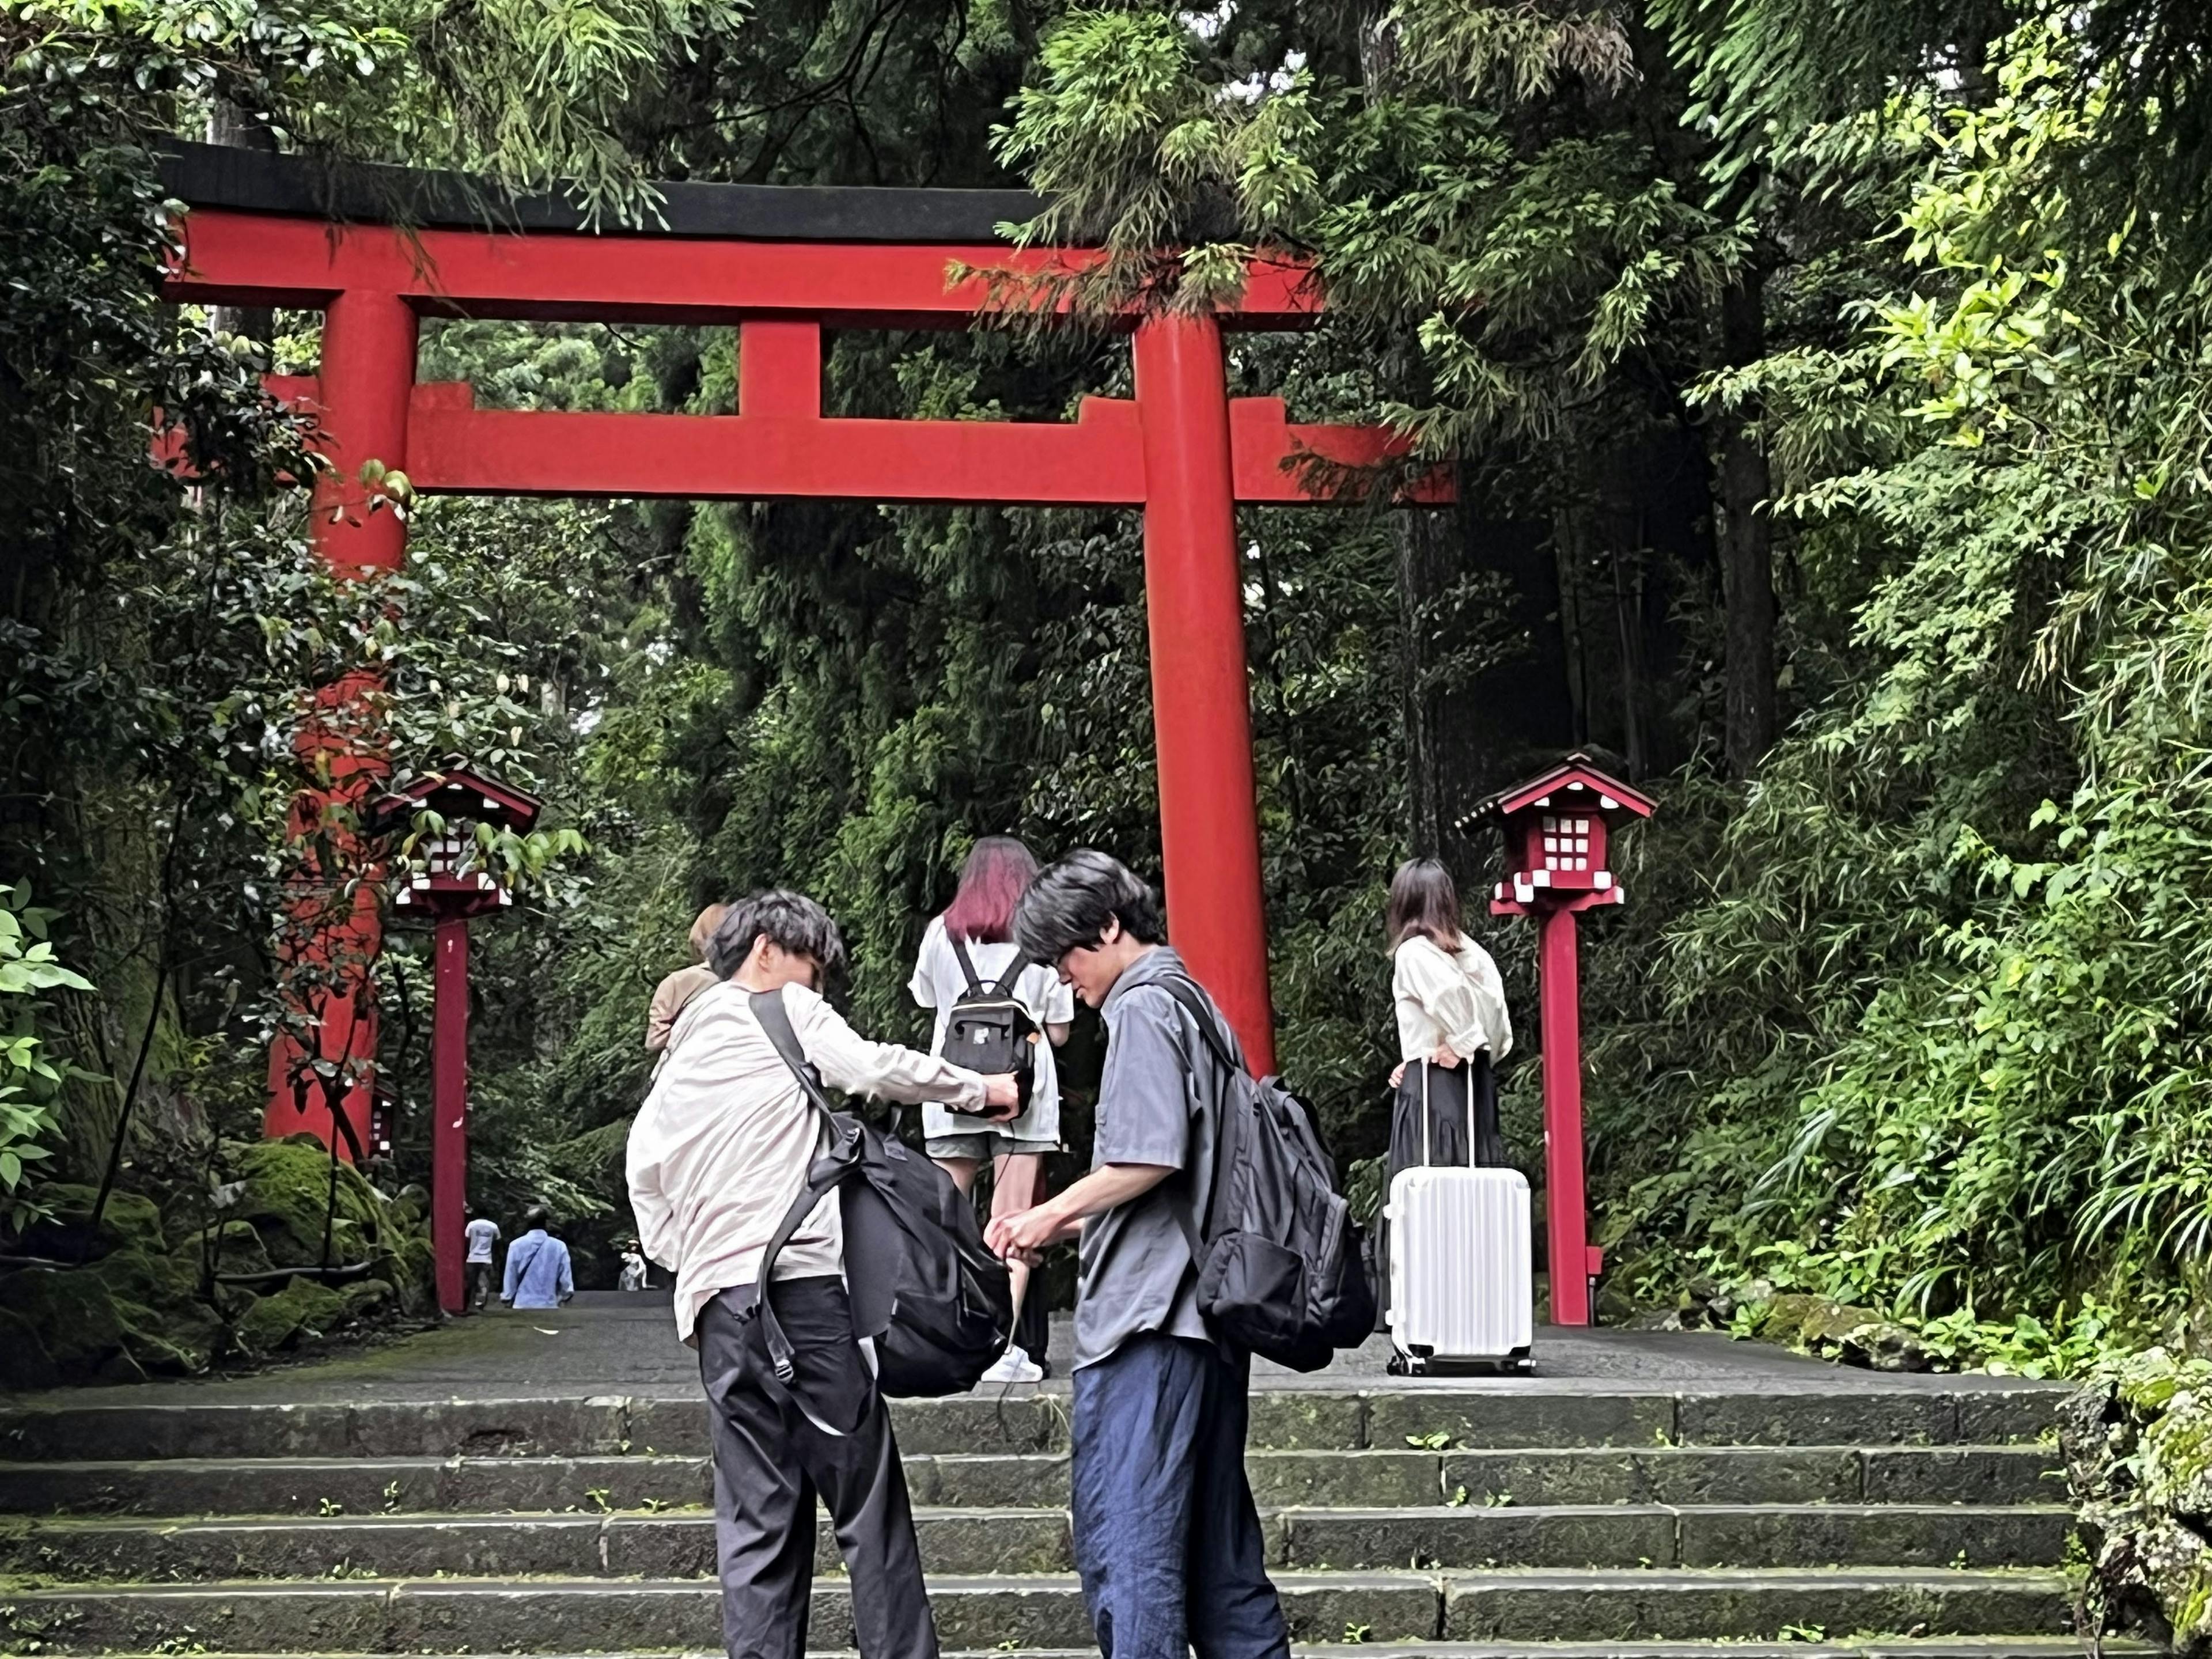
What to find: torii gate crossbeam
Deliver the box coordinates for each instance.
[158,143,1441,1156]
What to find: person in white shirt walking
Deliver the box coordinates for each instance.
[462,1209,500,1313]
[627,889,1021,1659]
[910,836,1073,1385]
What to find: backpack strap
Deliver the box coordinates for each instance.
[990,950,1031,999]
[747,988,858,1387]
[1145,974,1248,1268]
[948,933,986,997]
[1156,975,1245,1080]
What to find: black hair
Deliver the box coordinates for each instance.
[1013,849,1166,963]
[707,889,849,980]
[522,1204,551,1230]
[1387,858,1464,950]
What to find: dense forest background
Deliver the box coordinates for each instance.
[8,0,2212,1376]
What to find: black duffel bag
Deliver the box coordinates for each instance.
[751,988,1014,1397]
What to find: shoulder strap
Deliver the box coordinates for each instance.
[991,950,1031,999]
[1155,975,1244,1080]
[507,1236,545,1287]
[1145,974,1247,1266]
[746,987,857,1388]
[948,932,986,997]
[749,988,839,1130]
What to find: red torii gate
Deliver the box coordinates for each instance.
[159,145,1432,1153]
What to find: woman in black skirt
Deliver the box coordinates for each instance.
[1373,859,1514,1319]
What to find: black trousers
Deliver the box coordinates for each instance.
[696,1276,937,1659]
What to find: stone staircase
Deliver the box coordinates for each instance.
[0,1379,2096,1657]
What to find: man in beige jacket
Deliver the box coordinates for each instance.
[646,903,728,1054]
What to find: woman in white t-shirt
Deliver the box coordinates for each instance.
[911,836,1073,1384]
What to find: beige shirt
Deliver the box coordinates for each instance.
[1392,934,1513,1063]
[645,963,721,1052]
[626,979,989,1344]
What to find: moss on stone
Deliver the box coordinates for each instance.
[0,1267,139,1387]
[212,1217,275,1277]
[340,1278,395,1319]
[23,1182,165,1253]
[232,1137,389,1268]
[2066,1347,2212,1653]
[230,1274,353,1355]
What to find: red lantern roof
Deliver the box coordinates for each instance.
[369,756,542,836]
[1458,752,1655,832]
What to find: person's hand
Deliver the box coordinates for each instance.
[987,1205,1066,1265]
[1431,1044,1461,1069]
[1389,1060,1407,1089]
[980,1073,1022,1122]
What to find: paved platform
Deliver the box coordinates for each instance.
[0,1291,2063,1406]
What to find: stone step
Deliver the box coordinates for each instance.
[0,1502,2075,1581]
[0,1568,2075,1652]
[0,1444,2063,1518]
[0,1386,2066,1463]
[31,1646,2146,1659]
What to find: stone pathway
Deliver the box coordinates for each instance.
[0,1298,2105,1658]
[0,1289,2069,1403]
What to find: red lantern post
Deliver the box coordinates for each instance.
[1468,755,1654,1327]
[373,761,543,1315]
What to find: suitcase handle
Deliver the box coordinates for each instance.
[1417,1057,1477,1168]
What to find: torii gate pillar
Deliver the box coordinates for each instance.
[260,289,419,1156]
[1134,314,1272,1069]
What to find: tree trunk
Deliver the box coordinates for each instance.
[1718,272,1777,777]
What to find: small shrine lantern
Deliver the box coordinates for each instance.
[1462,753,1654,1327]
[372,758,542,1316]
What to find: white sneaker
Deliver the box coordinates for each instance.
[979,1344,1044,1385]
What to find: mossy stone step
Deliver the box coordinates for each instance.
[17,1645,2147,1659]
[27,1643,2150,1659]
[0,1385,2066,1464]
[0,1567,2073,1653]
[1274,1503,2074,1570]
[0,1444,2063,1519]
[0,1501,2075,1581]
[0,1508,1070,1581]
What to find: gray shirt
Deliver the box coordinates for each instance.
[1073,946,1234,1369]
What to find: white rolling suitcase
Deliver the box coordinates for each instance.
[1385,1067,1534,1374]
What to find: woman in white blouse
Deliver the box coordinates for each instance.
[1387,858,1512,1172]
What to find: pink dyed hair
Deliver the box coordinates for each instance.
[942,836,1041,945]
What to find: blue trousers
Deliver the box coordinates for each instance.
[1070,1334,1291,1659]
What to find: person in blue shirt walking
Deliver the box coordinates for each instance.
[501,1205,574,1310]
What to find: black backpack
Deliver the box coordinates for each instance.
[1158,976,1377,1373]
[749,989,1014,1396]
[945,934,1039,1080]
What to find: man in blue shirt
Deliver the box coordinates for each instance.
[501,1205,574,1310]
[991,851,1289,1659]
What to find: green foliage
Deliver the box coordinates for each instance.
[0,887,94,1228]
[1586,21,2212,1369]
[11,0,742,224]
